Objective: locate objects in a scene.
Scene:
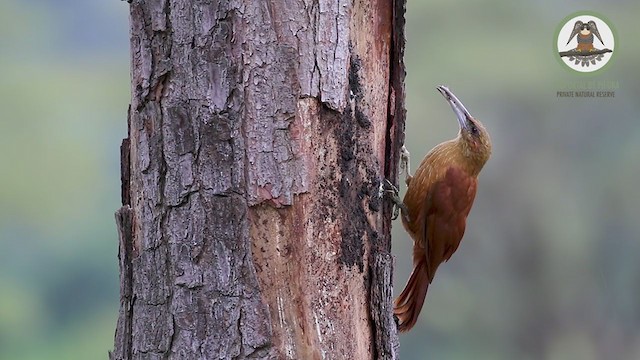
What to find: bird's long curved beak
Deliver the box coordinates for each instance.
[437,85,472,131]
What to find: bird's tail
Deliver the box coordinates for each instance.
[393,249,429,332]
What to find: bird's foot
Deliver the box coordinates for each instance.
[400,145,413,186]
[381,179,408,221]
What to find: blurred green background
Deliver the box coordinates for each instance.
[0,1,128,359]
[1,1,638,359]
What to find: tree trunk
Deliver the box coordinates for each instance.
[111,0,406,359]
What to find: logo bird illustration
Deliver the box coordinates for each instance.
[566,20,604,52]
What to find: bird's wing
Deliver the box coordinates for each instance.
[588,20,604,45]
[422,167,477,283]
[566,21,584,45]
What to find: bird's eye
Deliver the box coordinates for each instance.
[470,124,479,135]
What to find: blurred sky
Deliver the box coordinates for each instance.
[1,1,639,359]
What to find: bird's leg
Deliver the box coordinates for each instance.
[400,145,413,186]
[381,179,408,221]
[377,145,412,221]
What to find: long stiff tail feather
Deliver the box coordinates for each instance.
[393,258,429,332]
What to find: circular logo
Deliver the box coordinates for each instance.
[555,12,616,73]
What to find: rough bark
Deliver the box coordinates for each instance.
[111,0,406,359]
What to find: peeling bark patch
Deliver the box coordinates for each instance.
[318,51,382,273]
[314,0,351,111]
[318,102,377,273]
[348,55,371,129]
[249,204,312,359]
[240,0,314,207]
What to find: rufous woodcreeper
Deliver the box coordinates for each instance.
[393,86,492,332]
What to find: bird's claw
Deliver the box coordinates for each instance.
[382,179,408,221]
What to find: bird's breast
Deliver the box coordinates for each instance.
[402,163,477,243]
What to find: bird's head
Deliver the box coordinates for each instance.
[580,23,591,35]
[437,85,492,170]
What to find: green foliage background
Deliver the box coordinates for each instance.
[1,1,639,359]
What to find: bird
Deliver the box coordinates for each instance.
[566,20,604,52]
[388,86,491,332]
